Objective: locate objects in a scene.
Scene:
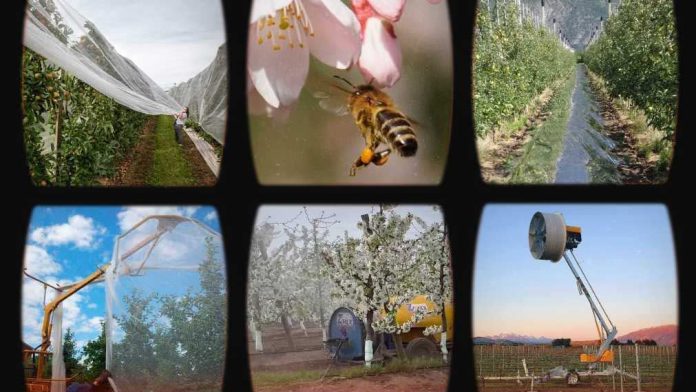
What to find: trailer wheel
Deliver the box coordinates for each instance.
[566,371,579,385]
[405,337,438,358]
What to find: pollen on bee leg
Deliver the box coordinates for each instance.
[360,148,374,165]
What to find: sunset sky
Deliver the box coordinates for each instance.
[473,204,678,340]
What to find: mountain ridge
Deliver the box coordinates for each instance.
[478,324,677,345]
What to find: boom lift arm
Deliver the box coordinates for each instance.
[24,214,183,383]
[529,212,617,363]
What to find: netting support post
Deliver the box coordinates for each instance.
[635,344,641,392]
[619,344,624,392]
[54,107,63,182]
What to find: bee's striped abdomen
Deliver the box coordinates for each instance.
[376,109,418,157]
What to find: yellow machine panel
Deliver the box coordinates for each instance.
[580,350,614,363]
[393,295,454,343]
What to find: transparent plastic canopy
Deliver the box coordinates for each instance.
[105,215,226,392]
[24,0,227,143]
[24,0,181,114]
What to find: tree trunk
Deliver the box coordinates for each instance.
[281,313,295,349]
[365,310,375,367]
[394,333,407,359]
[255,328,264,352]
[300,320,308,337]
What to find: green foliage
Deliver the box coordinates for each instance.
[112,290,158,383]
[112,237,226,387]
[22,48,148,186]
[82,322,106,381]
[62,328,83,378]
[473,0,575,136]
[584,0,678,137]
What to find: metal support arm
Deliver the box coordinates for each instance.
[562,251,617,361]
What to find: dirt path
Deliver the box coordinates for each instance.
[256,368,449,392]
[586,72,668,184]
[101,115,216,186]
[554,65,621,184]
[480,64,665,185]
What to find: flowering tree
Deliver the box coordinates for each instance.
[413,212,452,362]
[322,206,428,365]
[247,219,326,351]
[247,223,296,350]
[283,208,339,340]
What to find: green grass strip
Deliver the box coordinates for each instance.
[148,115,195,186]
[509,69,577,184]
[252,357,446,388]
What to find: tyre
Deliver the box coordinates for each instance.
[566,371,579,385]
[405,337,438,358]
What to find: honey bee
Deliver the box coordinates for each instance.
[317,76,418,176]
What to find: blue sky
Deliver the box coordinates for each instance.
[22,206,221,354]
[473,204,678,340]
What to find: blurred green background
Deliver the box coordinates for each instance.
[248,1,452,185]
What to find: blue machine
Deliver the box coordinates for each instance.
[327,307,365,360]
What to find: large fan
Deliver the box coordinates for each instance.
[528,211,618,371]
[528,212,567,262]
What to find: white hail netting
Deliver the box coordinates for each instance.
[24,0,227,143]
[105,216,226,392]
[168,43,228,144]
[51,304,66,392]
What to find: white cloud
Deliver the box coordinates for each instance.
[87,303,98,309]
[22,275,100,347]
[204,211,217,222]
[30,215,106,249]
[116,206,200,231]
[76,316,104,333]
[24,245,62,277]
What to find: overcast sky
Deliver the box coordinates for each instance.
[474,204,678,340]
[66,0,225,89]
[255,205,445,248]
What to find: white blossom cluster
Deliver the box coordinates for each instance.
[247,210,340,339]
[422,324,443,336]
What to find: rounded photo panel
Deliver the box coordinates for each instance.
[22,0,227,186]
[247,1,453,185]
[474,0,677,184]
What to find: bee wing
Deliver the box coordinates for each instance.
[313,90,350,116]
[406,115,422,127]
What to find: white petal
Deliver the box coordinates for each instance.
[358,17,401,87]
[250,0,294,23]
[248,85,293,120]
[303,0,361,68]
[367,0,406,22]
[247,24,310,107]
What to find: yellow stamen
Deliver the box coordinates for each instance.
[255,1,313,52]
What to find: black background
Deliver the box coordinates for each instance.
[6,0,693,391]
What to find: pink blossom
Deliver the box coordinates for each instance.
[358,17,402,87]
[351,0,442,88]
[248,0,361,108]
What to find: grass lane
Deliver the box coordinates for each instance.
[148,115,196,186]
